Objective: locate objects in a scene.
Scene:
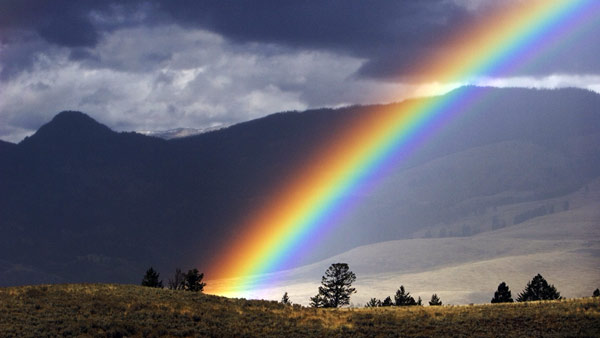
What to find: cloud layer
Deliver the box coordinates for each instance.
[1,0,598,142]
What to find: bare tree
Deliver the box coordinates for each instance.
[168,268,185,290]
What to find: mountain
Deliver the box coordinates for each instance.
[0,140,16,159]
[0,87,599,287]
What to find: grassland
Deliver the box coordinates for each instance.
[0,284,598,337]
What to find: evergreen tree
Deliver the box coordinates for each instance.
[593,288,600,297]
[429,294,442,306]
[184,268,206,292]
[311,263,356,308]
[281,292,291,305]
[517,274,561,302]
[491,282,514,303]
[394,285,417,306]
[381,296,394,307]
[365,298,381,307]
[141,267,163,288]
[309,294,326,308]
[168,268,186,290]
[416,296,423,306]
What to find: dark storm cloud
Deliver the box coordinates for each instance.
[151,0,477,80]
[0,0,104,47]
[2,0,598,81]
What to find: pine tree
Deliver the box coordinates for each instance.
[184,268,206,292]
[394,285,417,306]
[517,274,561,302]
[593,288,600,297]
[281,292,291,305]
[365,298,381,307]
[491,282,514,303]
[429,293,442,306]
[416,296,422,306]
[381,296,394,307]
[141,267,163,288]
[311,263,356,308]
[309,294,326,308]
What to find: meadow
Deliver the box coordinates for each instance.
[0,284,598,337]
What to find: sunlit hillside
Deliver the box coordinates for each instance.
[0,284,598,337]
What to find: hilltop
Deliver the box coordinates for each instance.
[0,284,598,337]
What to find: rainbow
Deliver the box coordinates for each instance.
[206,0,599,297]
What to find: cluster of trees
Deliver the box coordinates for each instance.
[141,264,595,307]
[491,274,562,303]
[141,267,206,292]
[364,286,443,308]
[280,264,595,308]
[298,263,444,308]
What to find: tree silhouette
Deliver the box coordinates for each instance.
[141,267,163,288]
[184,269,206,292]
[517,274,561,302]
[167,268,186,290]
[311,263,356,308]
[381,296,394,307]
[394,285,417,306]
[309,294,326,308]
[429,294,442,306]
[281,292,291,305]
[594,288,600,297]
[491,282,514,303]
[365,298,381,307]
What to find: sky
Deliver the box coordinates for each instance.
[1,0,599,143]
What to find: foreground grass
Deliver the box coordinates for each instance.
[1,284,599,337]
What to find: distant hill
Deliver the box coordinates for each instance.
[226,178,600,305]
[0,87,599,286]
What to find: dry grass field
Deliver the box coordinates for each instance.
[1,284,598,337]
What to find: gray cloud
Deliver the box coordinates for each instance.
[0,1,598,142]
[0,25,413,142]
[1,1,598,80]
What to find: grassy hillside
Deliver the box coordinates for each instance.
[1,284,598,337]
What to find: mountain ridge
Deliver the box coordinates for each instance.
[0,86,598,287]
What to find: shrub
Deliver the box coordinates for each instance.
[429,294,442,306]
[365,298,381,308]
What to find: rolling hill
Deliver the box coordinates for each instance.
[218,178,600,305]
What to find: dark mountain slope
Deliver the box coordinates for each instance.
[0,87,599,285]
[0,140,16,152]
